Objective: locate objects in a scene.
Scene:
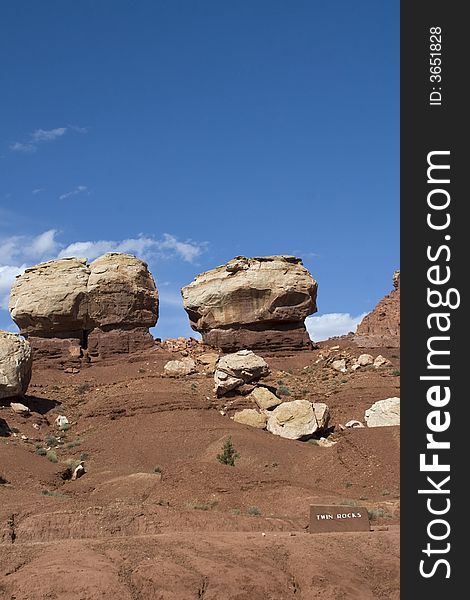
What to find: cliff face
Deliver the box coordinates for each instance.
[355,271,400,348]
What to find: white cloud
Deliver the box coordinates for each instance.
[0,230,59,264]
[0,230,207,314]
[59,185,88,200]
[10,142,36,153]
[31,127,67,142]
[0,265,26,309]
[32,188,44,195]
[26,229,59,257]
[159,233,206,262]
[10,125,87,153]
[58,234,207,263]
[306,312,368,342]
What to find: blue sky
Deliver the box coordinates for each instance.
[0,0,399,341]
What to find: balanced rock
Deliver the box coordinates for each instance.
[355,271,400,348]
[233,409,267,429]
[214,350,270,396]
[182,256,317,352]
[365,397,400,427]
[9,253,159,365]
[267,400,330,440]
[248,387,281,410]
[163,357,196,377]
[0,332,32,400]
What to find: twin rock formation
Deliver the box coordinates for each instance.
[9,253,158,366]
[8,254,317,365]
[6,250,399,369]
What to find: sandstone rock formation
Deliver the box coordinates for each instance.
[365,397,400,427]
[266,400,330,440]
[214,350,270,396]
[182,256,317,352]
[163,357,196,377]
[233,409,268,429]
[0,332,32,400]
[248,387,281,410]
[355,270,400,348]
[9,253,158,366]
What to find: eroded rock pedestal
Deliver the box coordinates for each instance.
[9,253,159,367]
[182,256,317,352]
[355,270,400,348]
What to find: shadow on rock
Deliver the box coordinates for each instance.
[0,417,12,437]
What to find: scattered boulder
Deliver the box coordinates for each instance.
[196,352,220,372]
[365,397,400,427]
[233,409,268,429]
[316,437,337,448]
[71,462,85,480]
[214,350,270,396]
[10,402,30,415]
[345,420,364,429]
[357,354,374,366]
[182,256,317,352]
[331,359,347,373]
[355,271,400,348]
[9,253,159,366]
[0,332,32,400]
[267,400,330,440]
[55,415,69,429]
[373,355,392,368]
[163,357,196,377]
[313,402,330,430]
[248,387,281,410]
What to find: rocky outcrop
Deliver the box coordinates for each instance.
[182,256,317,352]
[355,270,400,348]
[365,397,400,427]
[0,332,32,400]
[9,253,158,366]
[214,350,270,396]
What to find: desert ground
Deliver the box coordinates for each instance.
[1,336,400,599]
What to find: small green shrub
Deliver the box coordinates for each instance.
[66,438,82,449]
[248,506,261,517]
[368,508,386,521]
[216,437,239,467]
[41,489,65,497]
[35,447,47,456]
[77,383,92,395]
[277,385,291,397]
[45,435,61,447]
[46,450,58,463]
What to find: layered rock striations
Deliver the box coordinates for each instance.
[355,270,400,348]
[181,256,317,352]
[9,253,159,366]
